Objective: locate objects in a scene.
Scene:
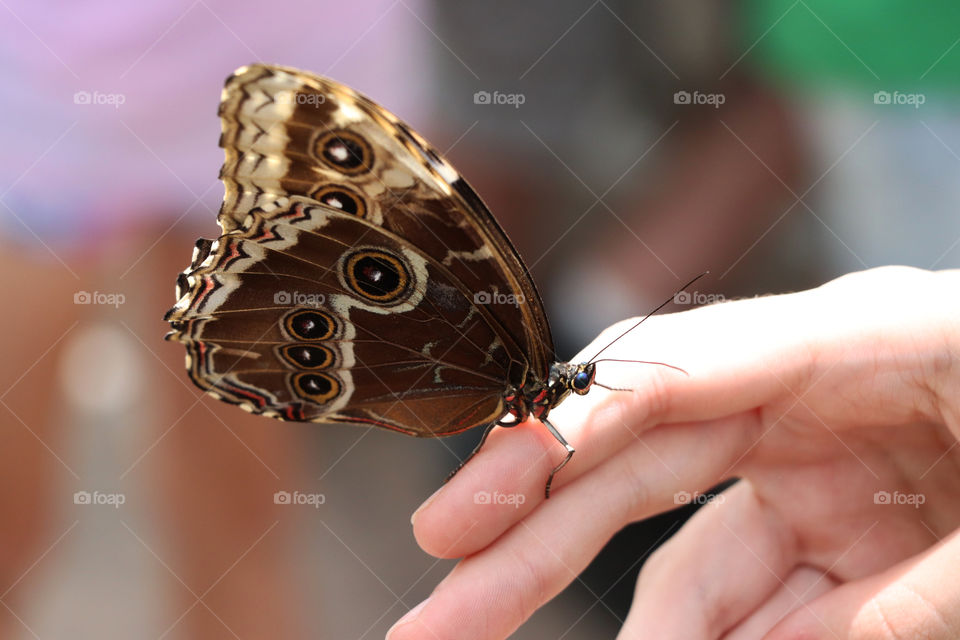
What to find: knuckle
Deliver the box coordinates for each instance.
[857,584,952,640]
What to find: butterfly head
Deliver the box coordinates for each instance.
[546,361,598,402]
[570,362,596,396]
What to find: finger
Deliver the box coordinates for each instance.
[392,424,717,640]
[620,481,800,639]
[414,409,752,562]
[412,301,774,549]
[412,311,771,556]
[765,527,960,640]
[581,267,953,430]
[391,457,636,639]
[411,419,553,557]
[724,566,836,640]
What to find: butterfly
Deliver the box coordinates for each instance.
[165,64,685,497]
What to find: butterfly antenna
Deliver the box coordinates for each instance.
[587,272,708,364]
[593,382,632,392]
[591,358,689,376]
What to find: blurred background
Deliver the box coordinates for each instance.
[2,0,959,637]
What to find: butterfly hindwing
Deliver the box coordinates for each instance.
[168,198,515,434]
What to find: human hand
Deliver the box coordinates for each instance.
[388,266,960,639]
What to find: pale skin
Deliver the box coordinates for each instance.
[387,266,960,639]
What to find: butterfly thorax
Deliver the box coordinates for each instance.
[502,361,596,424]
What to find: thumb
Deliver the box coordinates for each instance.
[764,527,960,639]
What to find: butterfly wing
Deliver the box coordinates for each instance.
[216,64,553,371]
[166,64,553,435]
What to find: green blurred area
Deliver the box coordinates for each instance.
[741,0,960,92]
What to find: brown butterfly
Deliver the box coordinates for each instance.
[165,64,684,497]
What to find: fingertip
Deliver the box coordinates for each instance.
[386,598,430,640]
[410,484,441,527]
[411,423,551,558]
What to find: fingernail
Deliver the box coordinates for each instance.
[411,486,443,525]
[386,597,430,639]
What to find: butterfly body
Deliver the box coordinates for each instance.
[166,64,592,494]
[503,361,596,424]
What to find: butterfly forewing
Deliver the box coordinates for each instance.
[216,65,553,367]
[168,196,524,434]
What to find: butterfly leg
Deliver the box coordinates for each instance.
[444,421,500,484]
[542,419,575,499]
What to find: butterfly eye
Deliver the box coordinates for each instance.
[314,130,373,175]
[342,249,411,304]
[292,372,340,404]
[572,364,596,394]
[284,309,337,341]
[280,344,334,370]
[311,185,367,218]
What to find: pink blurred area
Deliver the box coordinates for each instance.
[0,0,433,242]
